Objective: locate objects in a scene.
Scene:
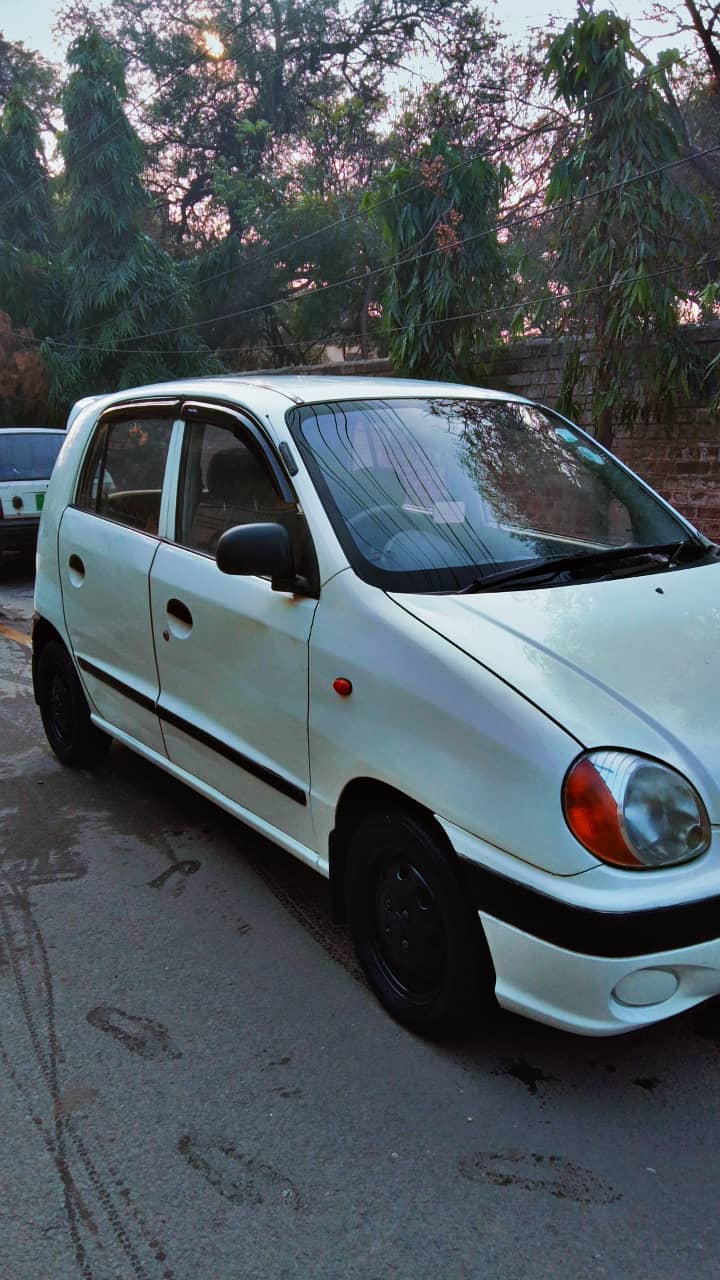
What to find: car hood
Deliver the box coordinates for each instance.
[389,560,720,819]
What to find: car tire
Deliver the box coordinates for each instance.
[344,809,494,1036]
[37,640,111,767]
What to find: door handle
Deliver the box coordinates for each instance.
[167,598,192,625]
[165,598,193,638]
[68,553,85,586]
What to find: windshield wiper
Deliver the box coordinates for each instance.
[458,539,712,594]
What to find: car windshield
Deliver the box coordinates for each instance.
[289,397,690,592]
[0,432,64,482]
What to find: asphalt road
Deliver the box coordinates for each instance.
[1,553,720,1280]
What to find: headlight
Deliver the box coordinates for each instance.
[563,750,711,869]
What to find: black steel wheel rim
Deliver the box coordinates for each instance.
[372,856,447,1002]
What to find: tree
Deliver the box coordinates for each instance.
[53,1,480,373]
[0,32,57,121]
[645,4,720,343]
[201,97,388,364]
[0,36,58,425]
[675,1,720,88]
[0,89,55,333]
[538,7,711,447]
[57,0,472,239]
[388,7,515,159]
[49,3,530,378]
[367,135,510,380]
[43,27,218,410]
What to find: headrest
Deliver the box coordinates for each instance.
[206,447,272,504]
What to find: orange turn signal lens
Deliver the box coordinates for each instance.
[563,757,642,868]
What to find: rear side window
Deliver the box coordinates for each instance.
[0,432,64,481]
[77,416,174,535]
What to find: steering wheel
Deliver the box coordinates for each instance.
[379,528,463,572]
[345,503,407,564]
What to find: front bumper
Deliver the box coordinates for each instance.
[481,913,720,1035]
[438,815,720,1036]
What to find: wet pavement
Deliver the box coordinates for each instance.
[2,552,720,1279]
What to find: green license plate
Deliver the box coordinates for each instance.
[35,493,45,511]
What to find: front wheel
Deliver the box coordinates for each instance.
[37,640,111,767]
[344,810,494,1035]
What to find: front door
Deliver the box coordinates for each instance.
[149,407,319,849]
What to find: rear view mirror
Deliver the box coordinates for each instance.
[216,522,308,594]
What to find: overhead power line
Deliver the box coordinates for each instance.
[37,255,720,358]
[38,140,720,355]
[8,256,718,417]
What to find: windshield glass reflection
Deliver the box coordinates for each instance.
[291,398,685,592]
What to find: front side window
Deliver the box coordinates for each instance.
[289,397,693,592]
[175,418,311,573]
[77,415,174,535]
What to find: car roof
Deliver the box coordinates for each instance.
[209,374,528,406]
[72,373,530,420]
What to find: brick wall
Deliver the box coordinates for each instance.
[260,324,720,538]
[475,326,720,541]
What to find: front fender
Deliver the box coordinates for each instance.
[308,571,594,877]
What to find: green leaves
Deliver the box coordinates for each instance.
[367,135,509,379]
[540,9,710,444]
[43,25,217,409]
[0,90,56,333]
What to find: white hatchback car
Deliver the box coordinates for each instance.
[32,376,720,1037]
[0,427,66,555]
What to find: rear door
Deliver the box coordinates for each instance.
[58,400,179,754]
[149,402,319,849]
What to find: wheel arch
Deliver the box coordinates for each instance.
[328,777,457,923]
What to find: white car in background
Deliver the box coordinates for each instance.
[30,375,720,1038]
[0,427,66,556]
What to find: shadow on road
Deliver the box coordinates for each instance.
[0,552,35,582]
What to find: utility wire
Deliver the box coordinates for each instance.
[38,254,720,357]
[38,140,720,353]
[9,256,718,418]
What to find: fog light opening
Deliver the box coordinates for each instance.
[613,968,679,1008]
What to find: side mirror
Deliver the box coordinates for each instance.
[216,522,308,594]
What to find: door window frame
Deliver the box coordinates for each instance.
[73,398,181,538]
[178,401,296,500]
[166,400,319,594]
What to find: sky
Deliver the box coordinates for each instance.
[0,0,689,65]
